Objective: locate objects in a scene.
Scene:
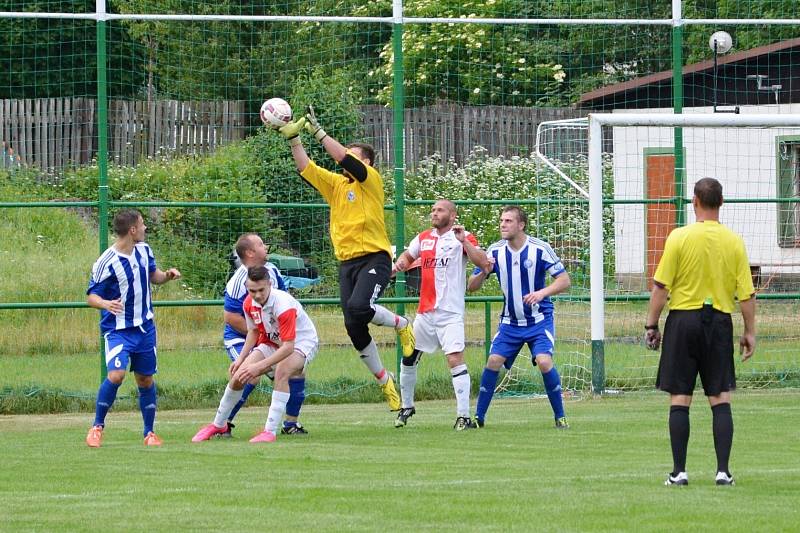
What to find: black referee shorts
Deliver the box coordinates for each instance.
[656,305,736,396]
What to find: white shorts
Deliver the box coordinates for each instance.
[252,339,318,371]
[413,309,465,355]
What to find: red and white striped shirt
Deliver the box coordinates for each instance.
[243,289,318,349]
[407,228,479,315]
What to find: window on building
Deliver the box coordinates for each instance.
[777,139,800,248]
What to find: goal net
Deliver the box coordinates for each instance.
[579,111,800,392]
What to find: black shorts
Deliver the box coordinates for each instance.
[656,305,736,396]
[338,251,391,318]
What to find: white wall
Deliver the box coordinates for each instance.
[611,104,800,276]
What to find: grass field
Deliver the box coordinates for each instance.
[1,392,799,532]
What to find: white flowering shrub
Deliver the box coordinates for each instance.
[404,147,615,287]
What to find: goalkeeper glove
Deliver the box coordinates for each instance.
[278,117,307,147]
[305,105,328,143]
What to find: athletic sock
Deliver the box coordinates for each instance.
[265,390,290,434]
[285,377,306,418]
[712,403,734,474]
[371,305,408,328]
[475,368,499,422]
[359,341,389,384]
[541,367,565,419]
[400,361,418,409]
[450,364,471,418]
[93,378,121,427]
[227,382,256,423]
[669,405,690,474]
[213,385,244,428]
[138,384,157,436]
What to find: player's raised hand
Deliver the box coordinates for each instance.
[278,117,307,142]
[305,105,328,142]
[165,268,181,281]
[453,224,466,242]
[105,298,123,315]
[739,332,755,361]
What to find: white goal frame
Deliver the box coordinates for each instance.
[587,113,800,393]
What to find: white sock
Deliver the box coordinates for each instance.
[213,385,244,427]
[359,341,389,384]
[451,364,471,417]
[265,390,290,434]
[371,305,408,329]
[400,363,418,408]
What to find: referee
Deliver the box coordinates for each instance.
[273,109,415,413]
[645,177,756,486]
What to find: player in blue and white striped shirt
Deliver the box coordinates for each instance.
[85,209,181,447]
[468,206,571,429]
[218,233,308,436]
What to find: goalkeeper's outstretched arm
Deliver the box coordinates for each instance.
[278,117,310,172]
[305,105,349,164]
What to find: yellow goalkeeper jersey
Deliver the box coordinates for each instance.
[300,152,392,261]
[653,220,754,313]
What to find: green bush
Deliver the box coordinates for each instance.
[404,147,615,289]
[18,68,371,297]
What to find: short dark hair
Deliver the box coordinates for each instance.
[347,142,376,167]
[235,233,259,260]
[247,265,270,283]
[113,209,142,236]
[501,205,527,229]
[694,177,723,208]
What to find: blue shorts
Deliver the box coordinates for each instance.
[225,342,244,363]
[103,321,158,375]
[490,318,555,368]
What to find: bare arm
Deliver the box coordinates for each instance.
[453,225,491,272]
[87,293,123,315]
[522,271,571,305]
[321,135,348,166]
[392,250,416,276]
[224,311,248,336]
[467,270,488,293]
[150,268,181,285]
[645,283,669,328]
[644,283,669,350]
[290,142,311,173]
[231,327,260,377]
[739,296,756,361]
[235,340,296,383]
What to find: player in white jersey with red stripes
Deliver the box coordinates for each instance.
[392,200,491,430]
[192,265,319,443]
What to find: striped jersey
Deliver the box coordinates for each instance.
[481,236,566,327]
[87,243,157,334]
[223,262,285,347]
[406,227,479,315]
[243,289,318,349]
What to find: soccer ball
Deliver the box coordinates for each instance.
[260,98,293,129]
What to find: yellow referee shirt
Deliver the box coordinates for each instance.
[300,152,392,261]
[653,220,754,313]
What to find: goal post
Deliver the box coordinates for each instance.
[588,112,800,394]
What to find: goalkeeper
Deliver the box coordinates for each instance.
[276,107,415,413]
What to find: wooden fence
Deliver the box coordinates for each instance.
[362,103,587,169]
[1,99,583,172]
[0,98,247,171]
